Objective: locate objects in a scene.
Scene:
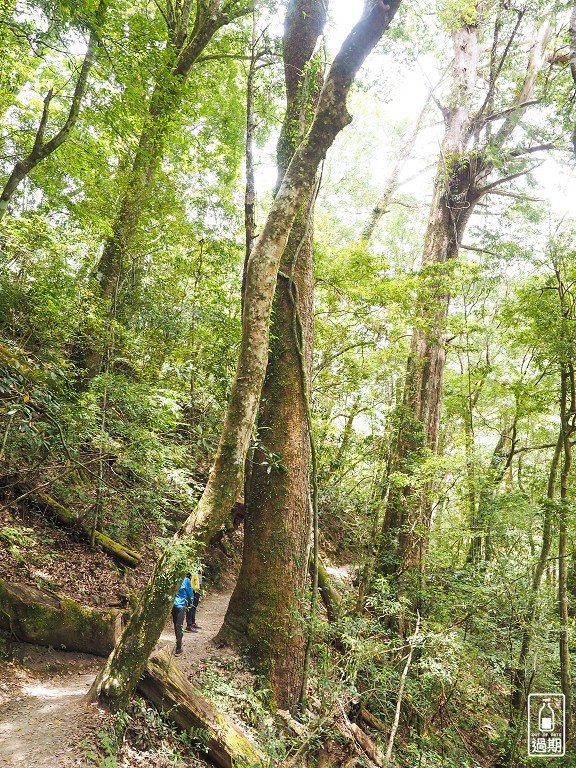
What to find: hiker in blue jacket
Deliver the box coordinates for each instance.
[172,573,193,655]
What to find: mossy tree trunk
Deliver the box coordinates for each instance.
[0,578,122,656]
[88,0,402,712]
[215,0,325,711]
[139,647,267,768]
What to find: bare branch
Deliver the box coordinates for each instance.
[460,243,497,256]
[484,99,539,122]
[476,8,525,122]
[476,162,544,197]
[508,142,556,156]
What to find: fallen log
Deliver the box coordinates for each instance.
[24,486,142,568]
[0,577,122,655]
[139,646,268,768]
[348,722,385,767]
[359,705,388,735]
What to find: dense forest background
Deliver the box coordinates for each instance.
[1,0,576,765]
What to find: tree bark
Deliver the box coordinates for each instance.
[379,19,480,580]
[88,0,402,711]
[215,0,325,711]
[317,555,342,622]
[378,12,551,585]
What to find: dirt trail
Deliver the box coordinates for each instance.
[0,590,232,767]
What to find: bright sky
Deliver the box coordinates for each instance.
[253,0,576,233]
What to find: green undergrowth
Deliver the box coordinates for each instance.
[82,698,212,768]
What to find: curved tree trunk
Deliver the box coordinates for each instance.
[88,0,402,711]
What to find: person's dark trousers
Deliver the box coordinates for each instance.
[186,591,200,627]
[171,604,185,650]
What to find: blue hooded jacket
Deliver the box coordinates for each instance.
[173,576,193,608]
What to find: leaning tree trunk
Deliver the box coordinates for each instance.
[216,0,325,711]
[0,0,106,220]
[467,420,515,564]
[139,647,267,768]
[503,432,561,767]
[88,0,402,711]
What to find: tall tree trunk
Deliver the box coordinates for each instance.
[88,0,402,711]
[378,19,480,581]
[216,0,325,711]
[378,11,551,586]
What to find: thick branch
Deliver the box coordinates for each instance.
[0,0,106,220]
[475,163,543,197]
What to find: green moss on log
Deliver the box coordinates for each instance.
[0,577,122,655]
[139,646,269,768]
[31,489,142,568]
